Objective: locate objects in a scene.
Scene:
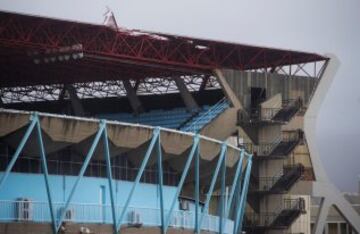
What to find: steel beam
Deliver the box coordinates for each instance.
[194,138,200,234]
[56,122,105,231]
[199,143,227,228]
[226,150,245,217]
[102,120,118,234]
[157,131,165,234]
[0,115,37,190]
[219,150,227,234]
[164,135,200,232]
[0,11,327,77]
[116,128,160,232]
[234,156,252,234]
[35,114,57,234]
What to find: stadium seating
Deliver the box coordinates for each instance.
[97,98,230,132]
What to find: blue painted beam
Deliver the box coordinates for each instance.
[199,143,227,229]
[34,114,57,234]
[194,138,200,234]
[116,128,160,232]
[226,150,245,217]
[234,156,252,234]
[101,120,118,234]
[164,134,200,232]
[219,149,227,234]
[157,131,165,234]
[0,115,37,191]
[56,122,106,231]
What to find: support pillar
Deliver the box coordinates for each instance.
[174,75,199,112]
[123,79,144,114]
[65,84,85,116]
[213,69,242,108]
[305,54,360,234]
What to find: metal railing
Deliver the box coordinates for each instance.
[245,198,304,228]
[0,154,179,186]
[182,98,229,133]
[242,136,282,156]
[241,98,303,123]
[250,164,304,193]
[242,130,302,157]
[0,200,234,233]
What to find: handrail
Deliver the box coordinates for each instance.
[181,98,229,132]
[242,130,302,156]
[245,198,304,228]
[0,200,234,233]
[250,164,303,193]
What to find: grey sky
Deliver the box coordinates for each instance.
[0,0,359,192]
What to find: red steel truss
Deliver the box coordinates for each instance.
[0,11,327,87]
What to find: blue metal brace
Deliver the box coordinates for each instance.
[232,163,245,234]
[116,128,160,232]
[34,114,57,234]
[101,120,118,234]
[164,134,200,233]
[219,148,227,234]
[194,136,200,234]
[226,149,245,218]
[234,155,252,234]
[220,149,244,233]
[199,143,227,229]
[0,113,59,234]
[0,115,37,190]
[157,130,165,234]
[56,122,106,231]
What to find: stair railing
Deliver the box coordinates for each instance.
[251,135,282,156]
[181,98,229,133]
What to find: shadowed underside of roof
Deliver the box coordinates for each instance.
[0,10,327,87]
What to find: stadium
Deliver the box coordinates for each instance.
[0,9,359,234]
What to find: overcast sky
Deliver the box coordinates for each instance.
[0,0,359,192]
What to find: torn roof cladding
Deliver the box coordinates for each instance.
[0,10,328,87]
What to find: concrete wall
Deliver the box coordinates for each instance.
[221,69,318,110]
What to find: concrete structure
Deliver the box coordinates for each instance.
[0,10,359,234]
[311,193,360,234]
[214,55,360,234]
[310,177,360,234]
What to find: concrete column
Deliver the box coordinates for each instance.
[65,84,85,116]
[173,76,199,112]
[314,198,330,234]
[123,79,144,114]
[199,75,210,92]
[213,69,242,108]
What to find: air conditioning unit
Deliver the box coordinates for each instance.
[16,198,33,221]
[179,200,190,211]
[129,210,142,226]
[59,207,75,221]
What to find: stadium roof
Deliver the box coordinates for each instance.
[0,11,328,87]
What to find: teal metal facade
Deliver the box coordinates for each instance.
[0,113,252,234]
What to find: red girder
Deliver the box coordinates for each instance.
[0,11,327,74]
